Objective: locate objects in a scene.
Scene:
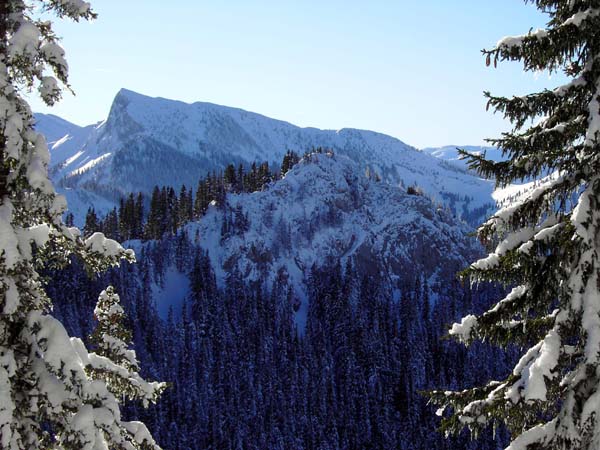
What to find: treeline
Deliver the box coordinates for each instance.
[75,147,462,245]
[47,230,514,450]
[74,150,304,241]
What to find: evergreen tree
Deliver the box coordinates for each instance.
[280,150,300,176]
[0,1,161,448]
[224,163,237,190]
[237,163,245,192]
[134,192,145,239]
[65,212,74,227]
[258,161,273,188]
[103,207,120,241]
[179,184,193,225]
[45,229,508,449]
[90,286,166,405]
[194,179,208,218]
[246,162,258,192]
[89,286,165,448]
[119,193,136,241]
[145,186,163,240]
[83,206,99,237]
[430,2,600,449]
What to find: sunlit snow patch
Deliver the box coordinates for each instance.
[64,150,84,167]
[69,152,111,176]
[51,133,71,150]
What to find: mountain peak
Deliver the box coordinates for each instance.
[114,87,149,101]
[36,90,496,225]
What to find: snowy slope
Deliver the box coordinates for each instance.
[185,151,478,323]
[32,114,114,219]
[36,89,495,223]
[34,113,82,144]
[422,145,505,171]
[34,114,99,170]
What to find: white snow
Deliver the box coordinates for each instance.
[69,152,111,176]
[37,89,496,225]
[182,152,476,326]
[563,7,600,27]
[8,22,41,59]
[449,314,478,342]
[64,149,84,166]
[496,29,548,49]
[85,232,134,259]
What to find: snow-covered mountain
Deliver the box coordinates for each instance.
[151,151,479,323]
[422,145,505,171]
[34,113,83,144]
[35,89,495,224]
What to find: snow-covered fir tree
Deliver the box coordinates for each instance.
[431,1,600,449]
[0,1,162,448]
[90,286,166,407]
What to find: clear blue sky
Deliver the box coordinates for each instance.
[29,0,566,148]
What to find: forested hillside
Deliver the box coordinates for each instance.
[48,151,516,449]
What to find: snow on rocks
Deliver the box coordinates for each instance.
[184,151,479,325]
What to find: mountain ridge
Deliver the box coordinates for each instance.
[35,88,496,224]
[140,150,479,324]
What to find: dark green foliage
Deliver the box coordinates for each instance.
[89,286,166,405]
[281,150,300,176]
[430,2,600,448]
[47,231,515,450]
[83,206,99,238]
[224,163,237,188]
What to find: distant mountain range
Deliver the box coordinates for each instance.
[422,145,505,171]
[35,88,496,225]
